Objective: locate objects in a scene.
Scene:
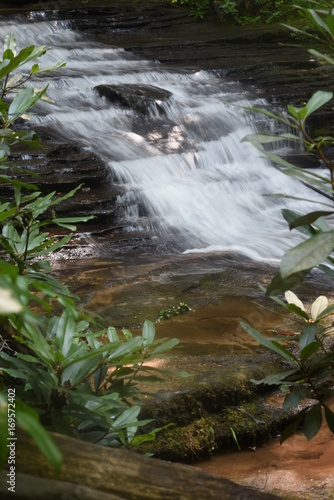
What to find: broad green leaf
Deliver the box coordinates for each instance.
[56,311,76,357]
[250,368,298,386]
[30,63,39,75]
[280,412,305,444]
[286,303,309,321]
[94,366,108,393]
[287,104,307,120]
[33,234,72,257]
[108,337,143,360]
[324,405,334,433]
[300,341,322,362]
[280,232,334,279]
[305,91,333,116]
[8,85,48,121]
[0,395,8,467]
[288,210,334,231]
[303,404,322,441]
[151,338,179,355]
[283,385,308,411]
[243,133,301,146]
[112,406,141,430]
[309,48,334,65]
[302,9,333,39]
[326,14,334,38]
[272,340,298,360]
[240,323,297,363]
[266,270,309,296]
[16,401,62,471]
[318,264,334,280]
[299,323,323,351]
[107,327,119,343]
[51,216,94,231]
[35,61,66,75]
[22,323,56,366]
[142,320,155,347]
[240,106,291,125]
[61,351,103,387]
[4,33,16,56]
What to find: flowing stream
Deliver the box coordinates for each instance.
[0,13,320,261]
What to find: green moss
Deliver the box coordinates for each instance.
[145,397,287,462]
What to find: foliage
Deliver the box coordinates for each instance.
[168,0,324,24]
[240,0,334,441]
[242,291,334,443]
[0,34,182,470]
[282,0,334,51]
[157,302,191,322]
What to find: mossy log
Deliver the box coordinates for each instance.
[0,432,280,499]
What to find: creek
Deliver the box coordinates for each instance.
[0,11,322,262]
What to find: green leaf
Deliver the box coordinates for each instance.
[240,106,291,125]
[308,48,334,65]
[8,85,48,121]
[142,320,155,347]
[35,61,66,76]
[0,394,9,467]
[326,14,334,38]
[55,311,76,357]
[250,368,298,386]
[286,303,309,321]
[108,337,143,360]
[324,405,334,433]
[283,385,308,411]
[266,270,309,296]
[280,411,305,444]
[305,91,333,116]
[51,216,95,231]
[302,9,333,40]
[287,104,308,120]
[107,327,119,343]
[30,63,39,75]
[303,404,322,441]
[16,401,62,472]
[300,341,322,362]
[299,323,323,351]
[61,351,103,387]
[280,232,334,279]
[4,33,16,57]
[288,211,334,231]
[151,338,179,355]
[112,406,141,430]
[241,323,297,363]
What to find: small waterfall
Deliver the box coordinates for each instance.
[0,14,321,261]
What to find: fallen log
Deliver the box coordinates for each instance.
[0,432,280,499]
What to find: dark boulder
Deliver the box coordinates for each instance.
[95,84,173,116]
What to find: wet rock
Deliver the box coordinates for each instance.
[139,351,290,462]
[95,83,173,116]
[1,139,123,222]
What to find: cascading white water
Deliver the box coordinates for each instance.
[0,14,322,261]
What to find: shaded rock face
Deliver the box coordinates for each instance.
[1,138,123,223]
[95,83,173,116]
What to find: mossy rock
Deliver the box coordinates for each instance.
[142,398,288,462]
[138,352,290,462]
